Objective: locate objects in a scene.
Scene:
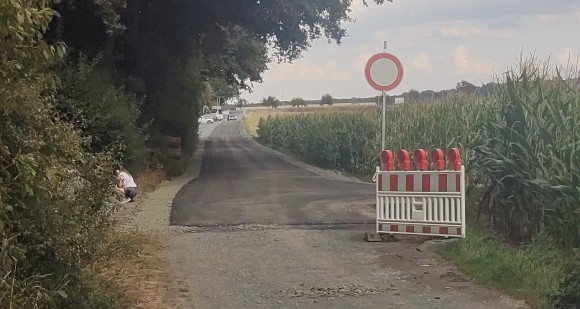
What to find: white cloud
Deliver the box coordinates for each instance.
[534,12,580,23]
[355,52,374,71]
[242,0,580,102]
[267,59,353,82]
[324,60,353,81]
[452,45,498,75]
[436,23,513,40]
[349,0,387,19]
[412,52,431,71]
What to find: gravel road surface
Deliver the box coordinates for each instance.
[166,120,525,309]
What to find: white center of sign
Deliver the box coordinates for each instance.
[370,58,399,87]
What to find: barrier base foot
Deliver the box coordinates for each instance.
[364,232,382,242]
[380,233,399,242]
[364,233,398,242]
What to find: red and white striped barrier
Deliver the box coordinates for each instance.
[375,148,466,238]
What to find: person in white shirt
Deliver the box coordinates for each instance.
[113,164,138,203]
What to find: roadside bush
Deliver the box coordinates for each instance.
[1,1,120,306]
[550,262,580,308]
[1,76,116,307]
[56,55,149,172]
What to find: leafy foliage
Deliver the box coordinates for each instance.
[406,89,420,103]
[290,97,307,107]
[320,94,334,105]
[261,96,281,109]
[237,98,249,108]
[1,0,127,307]
[56,55,148,171]
[550,259,580,308]
[456,80,477,94]
[0,0,65,83]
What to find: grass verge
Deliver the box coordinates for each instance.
[85,230,178,309]
[87,168,182,308]
[439,225,574,308]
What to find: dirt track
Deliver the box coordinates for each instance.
[137,120,526,308]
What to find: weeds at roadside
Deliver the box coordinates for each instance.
[86,230,177,309]
[136,169,168,194]
[440,226,573,308]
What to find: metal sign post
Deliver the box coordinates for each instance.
[381,91,386,150]
[364,44,404,151]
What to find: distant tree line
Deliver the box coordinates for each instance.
[246,80,501,107]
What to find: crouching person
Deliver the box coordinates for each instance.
[113,164,139,203]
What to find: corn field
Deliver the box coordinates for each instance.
[256,61,580,247]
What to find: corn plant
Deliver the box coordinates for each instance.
[472,59,580,246]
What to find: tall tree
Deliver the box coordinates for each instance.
[50,0,389,155]
[456,80,477,94]
[321,94,334,105]
[407,89,420,103]
[262,96,280,109]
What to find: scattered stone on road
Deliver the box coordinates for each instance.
[276,283,395,298]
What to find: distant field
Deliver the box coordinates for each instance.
[243,104,378,136]
[243,110,298,136]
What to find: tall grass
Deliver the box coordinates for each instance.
[440,226,573,308]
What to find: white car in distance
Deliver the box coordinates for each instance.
[198,114,215,124]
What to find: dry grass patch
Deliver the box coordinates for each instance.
[105,169,186,308]
[243,105,377,136]
[135,169,168,194]
[244,110,298,136]
[87,230,183,309]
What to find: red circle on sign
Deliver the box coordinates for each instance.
[365,53,404,92]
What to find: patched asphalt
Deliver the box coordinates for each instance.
[170,120,376,227]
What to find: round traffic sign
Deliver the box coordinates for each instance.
[364,53,404,92]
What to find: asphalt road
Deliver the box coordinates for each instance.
[171,121,376,227]
[166,120,525,309]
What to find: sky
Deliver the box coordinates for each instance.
[240,0,580,103]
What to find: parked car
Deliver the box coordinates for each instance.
[198,114,214,124]
[227,113,237,121]
[213,113,224,121]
